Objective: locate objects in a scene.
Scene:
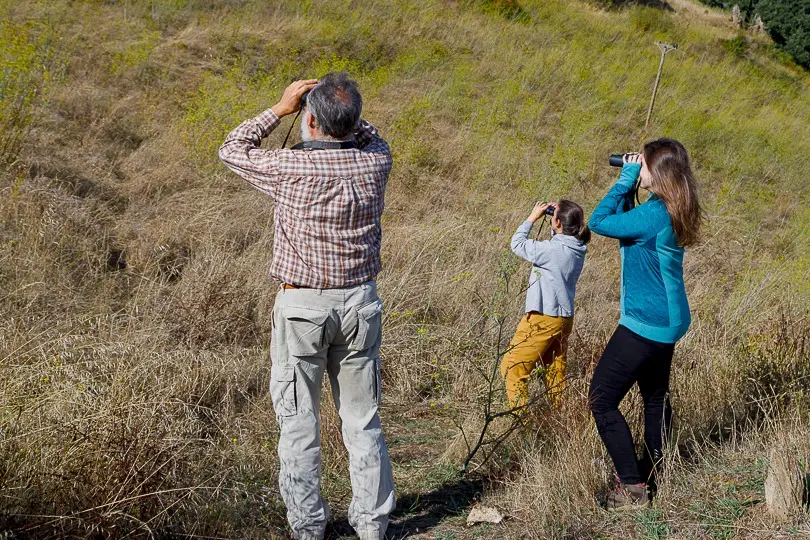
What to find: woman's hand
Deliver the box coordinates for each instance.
[623,152,642,165]
[528,201,553,223]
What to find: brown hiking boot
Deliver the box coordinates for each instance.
[606,483,650,510]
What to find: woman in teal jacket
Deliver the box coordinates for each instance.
[588,139,702,510]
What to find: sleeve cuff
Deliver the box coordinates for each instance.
[617,162,641,187]
[354,120,377,147]
[254,108,282,137]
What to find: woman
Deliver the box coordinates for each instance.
[588,139,702,509]
[502,200,590,411]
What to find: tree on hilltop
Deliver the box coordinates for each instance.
[700,0,810,68]
[757,0,810,67]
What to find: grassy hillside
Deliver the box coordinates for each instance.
[1,0,810,537]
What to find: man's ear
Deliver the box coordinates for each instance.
[307,112,318,130]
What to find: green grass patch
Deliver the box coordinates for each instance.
[689,496,747,539]
[0,2,58,165]
[634,508,672,540]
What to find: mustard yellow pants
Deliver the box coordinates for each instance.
[500,312,574,410]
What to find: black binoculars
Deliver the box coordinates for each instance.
[543,205,556,216]
[609,154,627,167]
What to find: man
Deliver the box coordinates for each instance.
[219,73,395,540]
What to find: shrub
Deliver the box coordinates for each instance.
[721,35,750,57]
[629,5,674,33]
[757,0,810,68]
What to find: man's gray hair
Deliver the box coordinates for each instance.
[306,72,362,139]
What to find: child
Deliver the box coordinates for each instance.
[501,200,590,410]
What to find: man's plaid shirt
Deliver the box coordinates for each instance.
[219,109,392,288]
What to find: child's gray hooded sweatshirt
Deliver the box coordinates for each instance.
[510,221,587,317]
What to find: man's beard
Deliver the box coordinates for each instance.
[300,111,313,142]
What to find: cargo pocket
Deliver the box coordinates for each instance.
[270,364,297,418]
[282,306,329,357]
[349,300,383,352]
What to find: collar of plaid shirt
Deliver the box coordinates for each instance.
[219,108,393,288]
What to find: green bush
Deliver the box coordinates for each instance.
[629,5,674,33]
[757,0,810,68]
[721,35,750,57]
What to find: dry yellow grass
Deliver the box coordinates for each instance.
[1,0,810,537]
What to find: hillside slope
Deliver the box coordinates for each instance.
[1,0,809,537]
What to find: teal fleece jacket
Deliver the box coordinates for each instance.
[588,163,690,344]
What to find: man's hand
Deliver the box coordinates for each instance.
[528,201,554,223]
[271,79,319,117]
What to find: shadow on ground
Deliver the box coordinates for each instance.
[326,476,485,539]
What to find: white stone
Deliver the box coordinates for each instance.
[467,504,505,525]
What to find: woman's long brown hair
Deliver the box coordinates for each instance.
[643,138,703,247]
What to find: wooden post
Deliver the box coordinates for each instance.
[765,445,805,521]
[645,42,678,130]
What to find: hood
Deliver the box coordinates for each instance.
[552,233,588,255]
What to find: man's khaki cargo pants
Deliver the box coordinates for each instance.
[270,281,395,540]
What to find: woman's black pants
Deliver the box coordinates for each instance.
[588,325,674,485]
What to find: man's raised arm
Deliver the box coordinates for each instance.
[218,79,318,195]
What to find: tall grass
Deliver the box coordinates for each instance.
[0,1,58,168]
[1,0,809,536]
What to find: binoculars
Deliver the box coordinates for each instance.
[609,154,628,167]
[543,205,556,216]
